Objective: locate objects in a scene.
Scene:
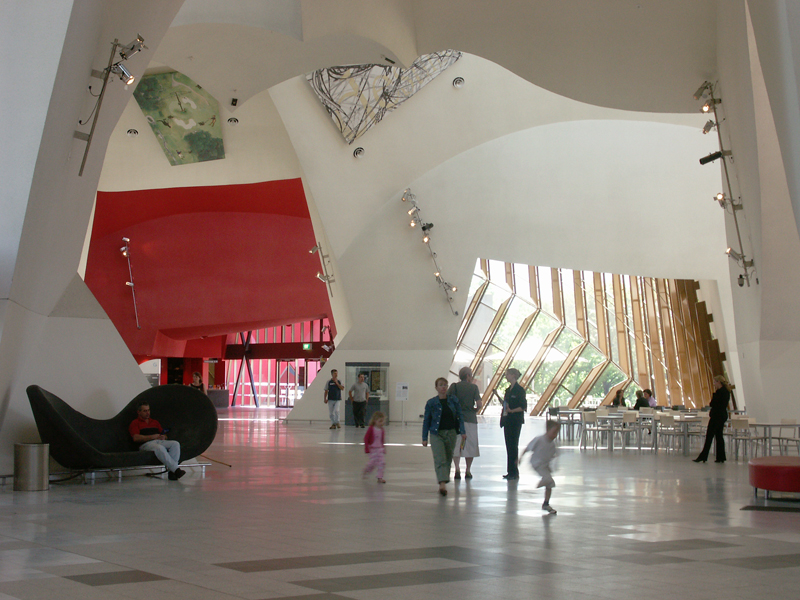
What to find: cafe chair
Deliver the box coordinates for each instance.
[620,411,645,450]
[579,410,610,450]
[656,414,682,452]
[777,418,799,456]
[729,417,766,460]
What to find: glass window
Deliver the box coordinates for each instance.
[585,363,627,408]
[491,296,535,352]
[532,328,582,398]
[561,269,578,333]
[513,263,531,300]
[538,266,553,316]
[460,302,496,353]
[488,259,506,283]
[583,271,597,346]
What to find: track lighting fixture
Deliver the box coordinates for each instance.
[726,247,743,262]
[696,81,755,289]
[401,188,459,315]
[311,241,335,292]
[699,150,730,165]
[120,236,141,329]
[693,81,712,100]
[75,36,148,176]
[118,34,147,60]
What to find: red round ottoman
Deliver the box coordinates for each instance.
[749,456,800,498]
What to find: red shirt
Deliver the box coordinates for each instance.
[129,417,163,440]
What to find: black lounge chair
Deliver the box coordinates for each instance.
[26,384,218,470]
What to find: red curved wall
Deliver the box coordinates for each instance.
[85,179,333,359]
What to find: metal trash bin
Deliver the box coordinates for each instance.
[14,443,49,491]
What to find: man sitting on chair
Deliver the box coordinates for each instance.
[129,402,185,480]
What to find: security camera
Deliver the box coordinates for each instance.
[738,274,745,287]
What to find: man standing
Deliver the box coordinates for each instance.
[324,369,344,429]
[349,372,370,428]
[129,402,185,480]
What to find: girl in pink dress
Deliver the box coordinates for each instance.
[363,411,386,483]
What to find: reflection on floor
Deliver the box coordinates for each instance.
[1,408,799,600]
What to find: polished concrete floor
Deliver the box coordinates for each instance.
[1,408,799,600]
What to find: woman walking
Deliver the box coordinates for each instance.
[449,367,482,479]
[693,375,731,463]
[422,377,466,496]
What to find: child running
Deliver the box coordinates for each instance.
[519,420,560,514]
[362,411,387,483]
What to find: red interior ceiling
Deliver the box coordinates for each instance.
[85,179,333,360]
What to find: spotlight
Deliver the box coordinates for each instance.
[726,247,743,262]
[120,246,129,256]
[122,237,130,243]
[316,272,334,283]
[422,234,430,243]
[407,207,416,215]
[421,223,434,232]
[451,285,458,292]
[693,81,712,100]
[738,274,745,287]
[110,62,135,85]
[715,192,725,207]
[699,150,730,165]
[322,344,333,352]
[402,189,415,202]
[309,243,322,254]
[126,281,134,288]
[701,99,721,113]
[434,272,440,278]
[118,34,147,60]
[410,221,416,227]
[702,120,716,134]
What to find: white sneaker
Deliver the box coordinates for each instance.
[542,503,557,514]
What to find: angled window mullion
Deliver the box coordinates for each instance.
[612,274,630,375]
[477,308,538,414]
[551,268,564,323]
[629,276,650,387]
[535,340,588,414]
[529,265,539,307]
[643,278,667,404]
[568,359,614,409]
[573,271,587,338]
[455,279,489,348]
[594,272,609,356]
[470,296,513,371]
[676,280,702,408]
[657,278,682,407]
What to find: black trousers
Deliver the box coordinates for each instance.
[353,401,367,427]
[503,419,523,477]
[697,417,727,461]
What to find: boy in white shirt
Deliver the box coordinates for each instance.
[519,420,560,514]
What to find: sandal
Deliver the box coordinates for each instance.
[439,488,447,496]
[454,471,461,479]
[377,478,386,484]
[465,472,473,479]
